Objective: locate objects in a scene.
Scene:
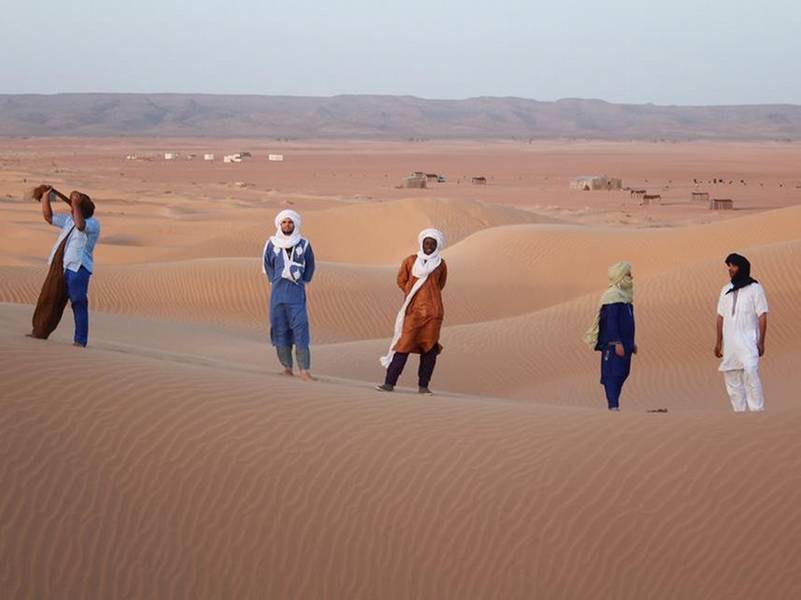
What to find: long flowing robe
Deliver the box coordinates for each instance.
[717,282,768,371]
[393,254,447,354]
[263,238,315,348]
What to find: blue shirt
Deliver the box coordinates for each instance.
[263,238,315,304]
[48,213,101,273]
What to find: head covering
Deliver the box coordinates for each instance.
[418,228,445,252]
[583,261,634,349]
[271,209,302,249]
[725,253,758,294]
[413,228,445,278]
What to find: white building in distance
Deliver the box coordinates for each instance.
[569,175,623,191]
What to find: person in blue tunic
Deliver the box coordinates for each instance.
[262,209,316,380]
[583,261,637,411]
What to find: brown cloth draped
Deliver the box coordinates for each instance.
[393,254,448,354]
[30,227,73,339]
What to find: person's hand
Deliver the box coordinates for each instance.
[758,342,765,357]
[714,344,723,358]
[615,343,625,357]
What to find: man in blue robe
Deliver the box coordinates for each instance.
[262,209,316,380]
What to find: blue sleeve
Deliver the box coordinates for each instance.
[264,243,275,280]
[302,243,315,283]
[51,214,69,228]
[84,218,100,234]
[605,304,622,344]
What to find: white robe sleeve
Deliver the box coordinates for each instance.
[716,287,727,317]
[754,284,768,316]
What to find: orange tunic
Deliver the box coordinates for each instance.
[393,254,447,354]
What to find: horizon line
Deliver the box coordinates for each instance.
[2,91,800,109]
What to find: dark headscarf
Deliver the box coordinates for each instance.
[725,253,758,294]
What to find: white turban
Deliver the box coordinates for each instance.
[418,228,445,253]
[271,209,302,249]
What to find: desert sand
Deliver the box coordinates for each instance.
[2,138,801,598]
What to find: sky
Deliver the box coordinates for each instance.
[2,0,800,105]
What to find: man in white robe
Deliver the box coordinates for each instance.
[714,253,768,412]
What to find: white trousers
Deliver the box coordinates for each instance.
[723,368,765,412]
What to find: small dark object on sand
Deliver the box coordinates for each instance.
[647,408,669,413]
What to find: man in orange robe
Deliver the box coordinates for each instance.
[377,228,447,395]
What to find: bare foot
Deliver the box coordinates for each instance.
[298,370,316,382]
[280,368,294,376]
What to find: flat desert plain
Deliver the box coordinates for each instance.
[2,138,801,599]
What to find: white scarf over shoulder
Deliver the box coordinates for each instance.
[380,228,445,368]
[262,209,305,281]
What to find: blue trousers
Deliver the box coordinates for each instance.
[601,347,632,410]
[64,267,91,346]
[603,378,626,409]
[270,302,310,368]
[276,346,311,371]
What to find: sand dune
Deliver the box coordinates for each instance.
[2,139,801,599]
[2,320,801,599]
[2,202,799,344]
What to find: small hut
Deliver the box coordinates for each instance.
[641,194,662,206]
[710,198,733,210]
[164,153,178,160]
[630,189,647,201]
[570,175,623,191]
[692,191,710,202]
[471,176,487,185]
[425,173,439,183]
[268,154,284,162]
[400,173,427,189]
[203,154,215,161]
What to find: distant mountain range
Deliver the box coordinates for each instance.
[1,94,800,139]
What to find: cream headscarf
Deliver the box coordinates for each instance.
[583,261,634,349]
[380,228,446,368]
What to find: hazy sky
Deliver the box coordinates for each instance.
[3,0,800,105]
